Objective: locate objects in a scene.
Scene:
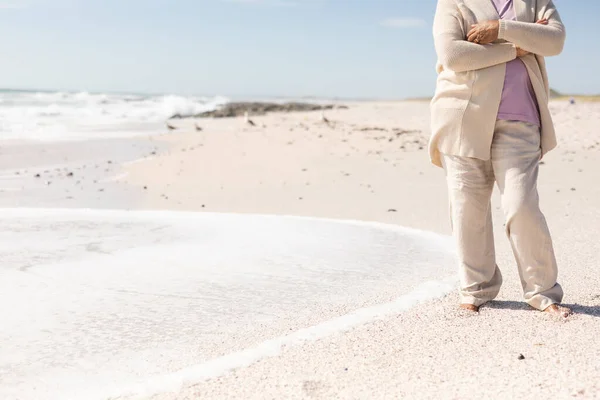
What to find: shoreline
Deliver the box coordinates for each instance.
[1,100,600,399]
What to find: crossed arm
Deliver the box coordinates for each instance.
[434,0,565,73]
[499,0,564,56]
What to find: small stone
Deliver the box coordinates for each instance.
[388,209,397,213]
[571,188,576,191]
[202,205,205,208]
[66,172,74,177]
[107,160,113,164]
[98,188,104,192]
[143,186,148,190]
[34,173,41,178]
[518,354,525,360]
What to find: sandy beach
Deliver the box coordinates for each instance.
[1,100,600,399]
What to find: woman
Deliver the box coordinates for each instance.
[429,0,570,316]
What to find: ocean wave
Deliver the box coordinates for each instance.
[0,90,229,140]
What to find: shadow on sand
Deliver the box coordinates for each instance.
[482,300,600,317]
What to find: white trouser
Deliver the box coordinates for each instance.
[442,120,563,310]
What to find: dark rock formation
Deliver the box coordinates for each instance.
[170,102,347,119]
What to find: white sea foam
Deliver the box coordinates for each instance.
[0,90,229,140]
[108,277,456,400]
[0,209,456,400]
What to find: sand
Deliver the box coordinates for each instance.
[0,137,166,209]
[2,100,599,398]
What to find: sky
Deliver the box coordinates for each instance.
[0,0,598,99]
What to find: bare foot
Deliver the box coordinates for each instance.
[543,304,572,318]
[459,304,479,312]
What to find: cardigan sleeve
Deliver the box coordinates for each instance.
[433,0,517,72]
[498,0,565,57]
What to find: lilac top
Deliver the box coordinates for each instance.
[491,0,540,126]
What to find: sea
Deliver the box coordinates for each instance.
[0,89,341,141]
[0,89,229,141]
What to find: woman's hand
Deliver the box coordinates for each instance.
[467,20,500,44]
[516,47,530,57]
[468,18,548,45]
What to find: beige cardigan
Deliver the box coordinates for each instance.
[429,0,565,167]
